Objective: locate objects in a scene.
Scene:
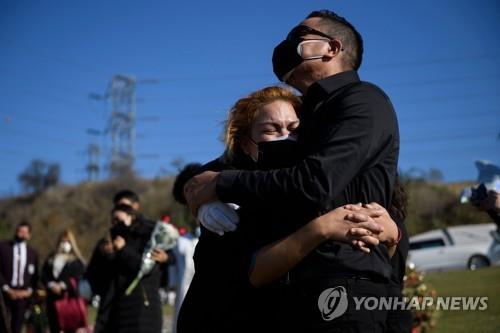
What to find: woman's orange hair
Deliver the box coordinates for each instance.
[222,86,301,162]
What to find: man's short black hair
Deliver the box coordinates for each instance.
[173,163,203,205]
[16,221,32,232]
[113,189,140,205]
[306,10,364,70]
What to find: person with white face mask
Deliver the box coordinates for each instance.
[41,230,86,333]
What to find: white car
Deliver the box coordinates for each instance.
[408,223,499,272]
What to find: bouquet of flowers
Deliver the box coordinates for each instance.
[125,221,179,295]
[403,263,438,333]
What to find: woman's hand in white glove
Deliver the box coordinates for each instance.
[197,201,240,236]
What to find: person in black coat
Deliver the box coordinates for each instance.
[0,221,38,333]
[91,204,169,333]
[41,230,86,333]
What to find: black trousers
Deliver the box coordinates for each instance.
[4,298,27,333]
[287,277,389,333]
[386,284,413,333]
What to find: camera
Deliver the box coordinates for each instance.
[460,183,488,204]
[461,180,500,204]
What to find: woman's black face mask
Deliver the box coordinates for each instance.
[110,219,130,240]
[272,25,334,82]
[255,138,300,170]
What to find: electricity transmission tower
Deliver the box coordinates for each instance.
[88,74,158,179]
[106,74,136,177]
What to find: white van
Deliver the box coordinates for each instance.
[408,223,499,272]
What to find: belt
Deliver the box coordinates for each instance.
[289,270,388,285]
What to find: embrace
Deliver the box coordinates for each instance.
[176,9,411,333]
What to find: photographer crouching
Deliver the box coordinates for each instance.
[467,182,500,229]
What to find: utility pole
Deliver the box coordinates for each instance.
[84,128,101,181]
[85,143,100,181]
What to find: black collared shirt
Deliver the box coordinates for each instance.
[217,70,400,280]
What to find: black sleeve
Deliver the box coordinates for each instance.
[61,260,86,295]
[41,257,53,287]
[0,244,8,287]
[216,87,397,217]
[159,249,174,289]
[32,252,39,290]
[390,215,409,286]
[85,241,113,296]
[114,244,142,277]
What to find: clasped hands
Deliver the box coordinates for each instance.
[4,287,32,300]
[320,202,399,253]
[113,236,168,263]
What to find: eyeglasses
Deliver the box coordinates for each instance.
[286,25,334,42]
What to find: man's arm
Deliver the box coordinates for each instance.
[249,207,384,287]
[249,203,399,287]
[186,88,397,216]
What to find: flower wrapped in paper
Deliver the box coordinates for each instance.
[125,221,179,295]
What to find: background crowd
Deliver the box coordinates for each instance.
[0,189,199,333]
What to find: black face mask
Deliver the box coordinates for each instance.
[110,220,130,240]
[14,236,26,243]
[272,39,303,82]
[256,138,300,170]
[273,25,335,82]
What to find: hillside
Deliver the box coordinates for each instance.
[0,176,193,261]
[0,177,492,262]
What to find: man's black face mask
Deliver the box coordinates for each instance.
[272,25,334,82]
[272,39,303,82]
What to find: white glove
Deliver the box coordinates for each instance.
[197,201,240,236]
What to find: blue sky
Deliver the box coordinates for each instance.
[0,0,499,196]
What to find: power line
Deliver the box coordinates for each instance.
[381,74,500,89]
[1,126,82,147]
[1,36,499,82]
[402,131,498,144]
[0,37,106,77]
[1,73,92,109]
[1,110,91,133]
[394,91,500,105]
[363,54,500,71]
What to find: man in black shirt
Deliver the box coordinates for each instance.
[186,10,407,332]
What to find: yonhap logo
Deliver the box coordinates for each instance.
[318,286,348,321]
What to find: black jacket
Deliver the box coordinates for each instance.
[0,240,38,291]
[41,255,85,297]
[216,71,400,280]
[179,150,297,333]
[41,254,85,333]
